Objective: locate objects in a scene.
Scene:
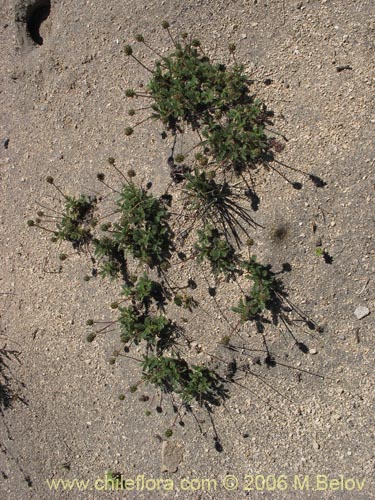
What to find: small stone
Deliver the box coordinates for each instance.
[2,137,9,149]
[161,441,184,473]
[241,33,247,39]
[354,306,370,320]
[310,348,318,355]
[251,22,258,27]
[313,441,320,451]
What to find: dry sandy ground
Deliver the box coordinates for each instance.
[1,0,375,499]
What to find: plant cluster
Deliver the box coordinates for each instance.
[146,41,248,131]
[28,23,322,440]
[125,30,275,173]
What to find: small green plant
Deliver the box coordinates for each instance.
[122,273,161,306]
[118,306,172,349]
[180,365,218,403]
[232,256,275,321]
[93,236,125,280]
[195,225,236,277]
[112,183,172,267]
[141,355,220,404]
[315,246,324,257]
[202,103,269,171]
[315,246,333,264]
[141,355,187,393]
[55,194,96,246]
[29,186,97,248]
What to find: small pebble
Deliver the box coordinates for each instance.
[354,306,370,320]
[310,348,318,355]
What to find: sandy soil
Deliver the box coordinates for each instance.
[1,0,374,499]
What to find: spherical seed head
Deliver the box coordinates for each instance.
[35,217,41,224]
[165,429,173,438]
[59,253,67,261]
[125,89,136,98]
[107,157,115,165]
[51,236,58,243]
[125,127,134,136]
[83,275,90,281]
[181,32,188,40]
[110,302,119,309]
[27,219,35,227]
[175,154,185,163]
[127,169,136,178]
[129,385,137,393]
[86,319,94,326]
[124,44,133,56]
[161,20,170,29]
[109,358,116,365]
[46,176,54,184]
[97,173,105,181]
[228,43,236,53]
[118,394,125,400]
[100,223,110,232]
[128,108,136,116]
[86,332,96,343]
[192,39,200,47]
[135,34,144,42]
[145,410,151,416]
[37,210,44,217]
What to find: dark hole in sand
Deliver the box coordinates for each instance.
[26,0,51,45]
